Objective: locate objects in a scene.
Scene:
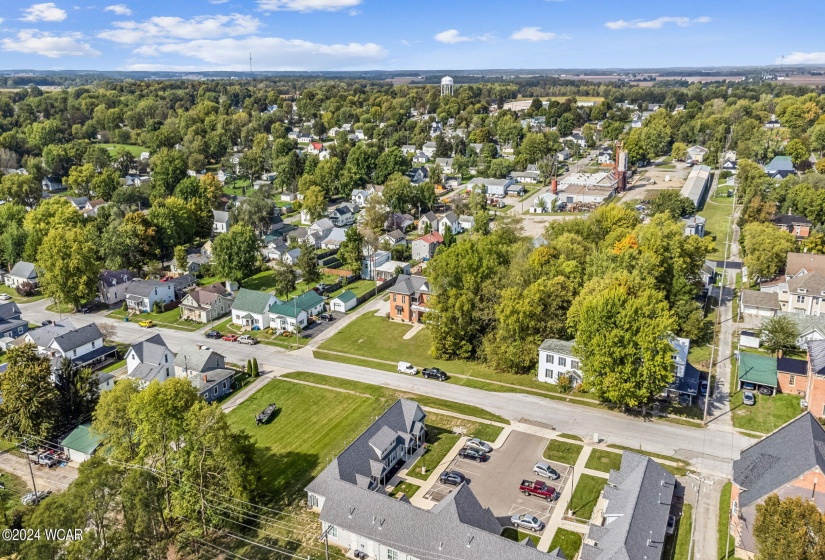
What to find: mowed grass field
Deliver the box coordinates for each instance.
[698,194,735,259]
[97,143,150,157]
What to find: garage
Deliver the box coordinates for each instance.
[329,290,357,313]
[61,423,103,464]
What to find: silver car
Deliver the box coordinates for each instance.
[464,438,492,453]
[743,391,756,406]
[511,514,544,532]
[533,461,560,480]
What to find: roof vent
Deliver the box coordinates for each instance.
[348,507,355,518]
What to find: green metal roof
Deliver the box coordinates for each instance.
[61,423,103,456]
[232,288,272,313]
[269,290,324,318]
[739,352,778,387]
[334,290,357,303]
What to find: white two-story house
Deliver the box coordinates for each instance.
[124,280,176,314]
[537,338,582,385]
[125,333,176,386]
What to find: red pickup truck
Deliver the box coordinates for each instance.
[519,479,558,501]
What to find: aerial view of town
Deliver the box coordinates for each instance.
[0,1,824,559]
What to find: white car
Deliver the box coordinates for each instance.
[397,362,417,375]
[0,293,10,301]
[464,438,492,453]
[511,514,544,532]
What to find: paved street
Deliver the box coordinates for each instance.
[0,452,77,493]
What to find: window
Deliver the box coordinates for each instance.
[388,550,398,560]
[402,295,407,304]
[328,525,337,538]
[732,501,738,516]
[393,294,396,302]
[558,357,567,368]
[73,349,77,357]
[545,354,554,365]
[223,381,227,389]
[798,295,806,303]
[166,368,170,377]
[18,327,23,334]
[92,341,95,348]
[214,387,218,395]
[544,368,552,379]
[789,375,796,386]
[571,360,579,370]
[164,354,168,363]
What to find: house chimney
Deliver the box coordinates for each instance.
[203,374,207,382]
[778,349,783,359]
[551,177,558,195]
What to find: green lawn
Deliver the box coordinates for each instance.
[225,378,386,500]
[97,143,150,157]
[405,428,460,481]
[557,433,584,442]
[0,285,46,304]
[101,359,126,373]
[501,527,540,547]
[283,371,508,425]
[731,388,803,434]
[548,528,582,559]
[674,504,693,560]
[718,482,735,560]
[388,481,420,499]
[698,195,735,259]
[607,445,691,476]
[108,307,201,332]
[328,279,377,300]
[585,449,623,473]
[569,474,606,521]
[0,471,27,522]
[544,439,584,466]
[211,317,308,349]
[243,270,339,299]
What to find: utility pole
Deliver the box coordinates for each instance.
[318,525,333,560]
[27,456,39,498]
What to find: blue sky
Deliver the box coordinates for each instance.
[0,0,823,71]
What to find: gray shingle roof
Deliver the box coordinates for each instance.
[213,210,230,224]
[0,301,22,322]
[539,339,576,355]
[740,290,780,310]
[188,367,235,393]
[26,320,76,348]
[129,334,170,365]
[174,347,222,373]
[581,452,675,560]
[387,274,429,296]
[733,413,825,508]
[125,280,170,298]
[51,323,103,353]
[99,269,134,287]
[786,252,825,277]
[8,261,37,280]
[788,271,825,295]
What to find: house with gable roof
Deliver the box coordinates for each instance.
[386,274,431,323]
[179,283,234,323]
[125,333,176,386]
[98,269,134,305]
[174,345,235,403]
[268,290,325,332]
[231,288,280,330]
[0,301,28,341]
[4,261,38,288]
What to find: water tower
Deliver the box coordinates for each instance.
[441,76,454,97]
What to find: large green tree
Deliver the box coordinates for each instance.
[212,224,259,285]
[0,344,59,438]
[754,495,825,560]
[38,225,101,309]
[338,226,364,274]
[742,222,797,279]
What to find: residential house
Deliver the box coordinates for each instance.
[213,210,231,234]
[350,189,370,207]
[263,237,288,261]
[772,214,812,239]
[375,261,410,283]
[777,355,807,396]
[778,272,825,315]
[786,252,825,278]
[687,145,709,163]
[329,290,357,313]
[387,274,431,323]
[422,141,437,157]
[125,333,176,386]
[509,171,540,184]
[438,212,461,235]
[406,166,429,185]
[309,218,335,239]
[386,213,415,233]
[464,177,514,197]
[280,248,301,266]
[682,215,706,237]
[67,197,89,211]
[435,157,454,173]
[401,144,416,156]
[418,211,439,234]
[412,151,429,164]
[60,423,102,464]
[740,290,781,317]
[537,339,581,386]
[701,263,717,287]
[361,249,391,280]
[722,160,738,171]
[268,290,325,332]
[411,232,443,261]
[171,252,210,276]
[231,288,280,330]
[305,399,550,560]
[379,230,406,248]
[330,205,355,227]
[41,176,65,193]
[556,149,570,161]
[124,280,175,313]
[0,301,28,340]
[179,283,234,324]
[731,413,825,557]
[39,323,117,372]
[319,227,348,250]
[805,340,825,418]
[4,261,38,288]
[307,141,324,155]
[764,119,781,130]
[764,156,795,179]
[664,337,700,405]
[581,452,675,560]
[506,183,526,196]
[458,215,475,232]
[174,346,235,403]
[81,199,107,218]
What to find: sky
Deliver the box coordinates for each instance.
[0,0,824,72]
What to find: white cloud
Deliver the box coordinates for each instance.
[128,36,386,71]
[257,0,362,12]
[2,29,99,58]
[104,4,132,15]
[98,14,261,44]
[434,29,473,44]
[511,27,558,42]
[21,3,67,22]
[780,52,825,65]
[605,16,711,30]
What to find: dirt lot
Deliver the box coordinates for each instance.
[619,161,690,204]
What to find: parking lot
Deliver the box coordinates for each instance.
[425,431,571,533]
[301,311,345,339]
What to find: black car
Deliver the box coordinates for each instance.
[758,386,773,396]
[458,447,488,462]
[439,471,466,486]
[205,330,221,339]
[422,367,448,381]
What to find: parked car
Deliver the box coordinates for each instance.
[458,448,489,462]
[0,293,10,301]
[699,381,709,396]
[464,438,492,454]
[205,330,221,339]
[439,471,466,486]
[533,461,560,480]
[510,514,545,532]
[222,334,239,342]
[313,283,330,294]
[666,515,676,535]
[397,361,417,375]
[741,382,756,391]
[319,313,334,322]
[238,335,258,345]
[422,367,447,381]
[138,320,154,328]
[37,452,60,467]
[743,391,756,406]
[41,320,52,326]
[519,479,558,501]
[758,386,773,396]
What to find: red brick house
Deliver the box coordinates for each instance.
[777,355,807,396]
[387,274,431,323]
[806,340,825,418]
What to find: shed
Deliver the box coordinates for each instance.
[61,423,103,463]
[330,290,358,313]
[739,330,761,349]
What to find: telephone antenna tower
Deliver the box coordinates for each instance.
[249,53,254,79]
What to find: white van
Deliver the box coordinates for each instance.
[397,361,417,375]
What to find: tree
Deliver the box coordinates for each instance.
[212,224,259,285]
[671,142,688,161]
[442,224,455,248]
[648,190,696,219]
[38,225,101,309]
[519,133,549,165]
[567,275,677,414]
[173,245,188,273]
[53,358,99,432]
[473,210,490,235]
[91,167,121,201]
[817,159,825,174]
[0,221,26,271]
[302,185,327,223]
[338,226,364,273]
[0,173,40,207]
[0,344,59,439]
[361,193,389,234]
[67,163,96,197]
[786,139,810,168]
[742,222,797,279]
[231,194,276,237]
[199,173,224,209]
[373,147,409,184]
[383,173,413,213]
[758,316,800,355]
[149,148,187,195]
[93,379,141,461]
[272,260,297,299]
[754,494,825,560]
[297,244,321,285]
